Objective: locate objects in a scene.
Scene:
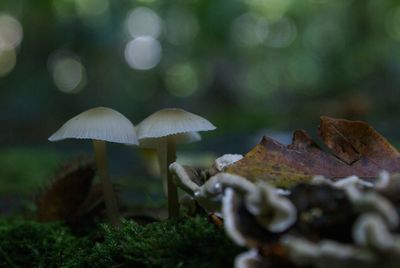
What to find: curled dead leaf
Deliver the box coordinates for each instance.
[226,117,400,187]
[36,158,96,223]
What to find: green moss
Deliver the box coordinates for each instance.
[89,217,242,267]
[0,219,85,267]
[0,217,242,267]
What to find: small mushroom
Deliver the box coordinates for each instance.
[136,108,216,218]
[49,107,138,227]
[140,132,201,196]
[139,131,201,148]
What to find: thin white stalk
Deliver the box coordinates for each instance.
[156,144,168,196]
[93,140,121,227]
[163,139,179,218]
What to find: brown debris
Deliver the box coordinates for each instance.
[226,117,400,187]
[36,158,96,223]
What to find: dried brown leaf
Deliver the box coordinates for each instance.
[36,158,95,222]
[226,117,400,187]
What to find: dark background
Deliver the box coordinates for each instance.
[0,0,399,208]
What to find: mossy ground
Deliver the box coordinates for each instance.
[0,216,242,268]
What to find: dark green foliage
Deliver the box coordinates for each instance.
[88,217,242,268]
[0,217,241,267]
[0,219,85,267]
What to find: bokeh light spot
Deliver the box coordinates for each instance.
[303,16,344,54]
[240,61,280,100]
[245,0,292,21]
[0,43,16,77]
[0,14,23,48]
[264,16,297,48]
[385,6,400,41]
[49,54,87,94]
[288,54,321,88]
[165,62,198,97]
[231,12,269,47]
[75,0,109,16]
[124,36,162,70]
[52,0,75,20]
[126,7,162,39]
[165,7,199,45]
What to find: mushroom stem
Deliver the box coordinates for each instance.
[156,145,168,196]
[165,139,179,218]
[93,140,121,227]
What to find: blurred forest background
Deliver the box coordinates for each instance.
[0,0,399,211]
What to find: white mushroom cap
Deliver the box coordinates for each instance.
[136,108,216,139]
[49,107,138,145]
[139,132,201,148]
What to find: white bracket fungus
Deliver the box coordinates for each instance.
[222,188,248,246]
[245,182,297,233]
[234,249,263,268]
[353,213,395,250]
[194,173,255,211]
[169,162,201,194]
[214,154,243,171]
[282,235,375,268]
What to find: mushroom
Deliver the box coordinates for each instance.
[136,108,216,218]
[139,132,201,196]
[48,107,138,227]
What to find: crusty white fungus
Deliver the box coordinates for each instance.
[214,154,243,171]
[353,213,394,250]
[245,182,297,233]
